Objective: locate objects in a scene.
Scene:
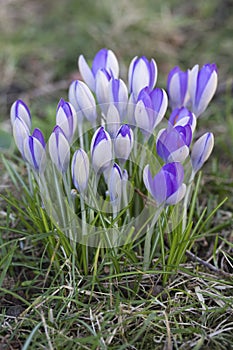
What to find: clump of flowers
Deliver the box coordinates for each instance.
[10,48,217,249]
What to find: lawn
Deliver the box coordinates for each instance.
[0,1,232,349]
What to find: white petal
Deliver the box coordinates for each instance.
[135,100,150,133]
[166,183,186,205]
[92,139,112,173]
[167,145,189,163]
[106,50,119,78]
[78,55,95,91]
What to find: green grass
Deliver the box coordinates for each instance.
[0,0,233,349]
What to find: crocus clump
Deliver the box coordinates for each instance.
[10,48,217,242]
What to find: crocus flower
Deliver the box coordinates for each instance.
[156,124,192,163]
[135,87,168,135]
[56,98,77,144]
[24,128,46,172]
[191,132,214,173]
[143,162,186,206]
[10,99,31,131]
[68,80,97,125]
[71,149,89,194]
[169,107,196,133]
[108,78,128,121]
[128,56,157,98]
[90,126,112,173]
[108,163,123,203]
[189,63,218,117]
[114,124,134,162]
[48,126,70,173]
[78,48,119,91]
[12,117,30,158]
[167,66,189,109]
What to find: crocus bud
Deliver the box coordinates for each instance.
[169,107,196,133]
[95,69,111,115]
[106,104,121,138]
[90,126,112,173]
[191,132,214,173]
[156,124,192,163]
[114,124,134,162]
[10,99,31,131]
[128,56,157,98]
[56,98,77,144]
[78,48,119,91]
[135,87,168,135]
[12,118,30,157]
[24,128,46,172]
[167,66,189,109]
[71,149,89,194]
[143,162,186,206]
[48,126,70,173]
[68,80,97,125]
[108,78,128,121]
[108,163,122,203]
[189,63,218,117]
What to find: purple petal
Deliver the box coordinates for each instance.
[32,128,46,148]
[92,48,108,75]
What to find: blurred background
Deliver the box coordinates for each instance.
[0,0,232,184]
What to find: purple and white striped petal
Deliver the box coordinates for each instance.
[109,78,128,121]
[114,124,134,162]
[106,104,121,137]
[24,130,46,172]
[108,163,122,202]
[71,149,89,193]
[167,66,189,109]
[12,118,30,157]
[95,69,111,115]
[191,132,214,173]
[56,98,77,144]
[48,126,70,173]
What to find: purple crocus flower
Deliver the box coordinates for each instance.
[169,107,196,133]
[108,78,128,121]
[167,66,189,109]
[128,56,157,98]
[56,98,77,144]
[90,126,112,173]
[68,80,97,125]
[189,63,218,117]
[156,124,192,163]
[114,124,134,162]
[191,132,214,173]
[143,162,186,206]
[135,87,168,135]
[48,126,70,173]
[78,48,119,91]
[10,99,31,131]
[24,128,46,172]
[71,149,89,194]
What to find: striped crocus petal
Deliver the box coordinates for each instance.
[48,126,70,173]
[128,56,157,98]
[106,104,121,138]
[24,129,46,172]
[56,98,77,144]
[71,149,89,194]
[114,124,134,162]
[90,126,112,173]
[135,87,153,134]
[150,88,168,128]
[10,99,31,130]
[108,163,122,202]
[109,78,128,121]
[191,132,214,173]
[12,118,30,157]
[95,69,112,115]
[68,80,96,125]
[189,63,218,117]
[167,66,189,109]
